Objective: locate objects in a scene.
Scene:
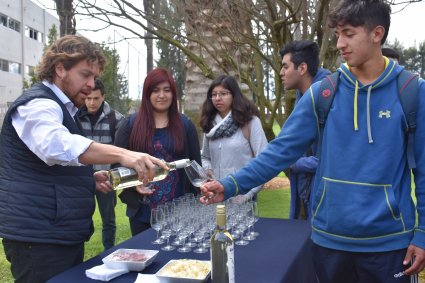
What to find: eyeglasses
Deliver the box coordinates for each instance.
[209,91,231,100]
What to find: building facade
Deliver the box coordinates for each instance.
[0,0,58,125]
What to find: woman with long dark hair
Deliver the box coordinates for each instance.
[115,68,201,235]
[200,75,268,203]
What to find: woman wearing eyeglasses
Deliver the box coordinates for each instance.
[200,75,268,203]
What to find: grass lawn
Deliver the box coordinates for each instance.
[0,187,290,282]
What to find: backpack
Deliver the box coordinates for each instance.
[316,70,419,169]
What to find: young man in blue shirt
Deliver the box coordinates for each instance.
[201,0,425,282]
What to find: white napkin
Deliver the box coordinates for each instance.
[134,273,160,283]
[85,263,129,281]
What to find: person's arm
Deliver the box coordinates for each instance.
[239,117,269,201]
[13,100,166,184]
[114,116,131,149]
[12,99,92,166]
[290,156,319,173]
[201,134,212,171]
[249,116,268,156]
[187,120,202,164]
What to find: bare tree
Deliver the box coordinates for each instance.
[54,0,76,36]
[75,0,423,139]
[144,0,156,72]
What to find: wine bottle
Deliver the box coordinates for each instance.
[108,159,190,190]
[210,205,235,283]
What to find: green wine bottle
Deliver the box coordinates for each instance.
[108,159,190,190]
[210,205,235,283]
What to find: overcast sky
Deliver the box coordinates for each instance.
[387,1,425,47]
[34,0,425,98]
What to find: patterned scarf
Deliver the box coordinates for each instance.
[207,112,239,140]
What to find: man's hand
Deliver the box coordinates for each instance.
[403,244,425,275]
[135,184,155,196]
[94,170,113,194]
[200,180,225,204]
[119,152,168,185]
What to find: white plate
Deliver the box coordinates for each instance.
[102,248,159,272]
[156,259,211,283]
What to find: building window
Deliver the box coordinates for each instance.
[0,14,7,27]
[8,18,20,32]
[0,13,20,32]
[25,65,35,75]
[0,59,21,74]
[25,26,43,43]
[9,62,21,74]
[0,59,8,72]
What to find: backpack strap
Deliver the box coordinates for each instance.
[316,72,340,158]
[242,120,254,157]
[315,70,419,169]
[108,110,118,143]
[397,70,419,169]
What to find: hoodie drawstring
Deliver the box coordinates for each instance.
[366,85,373,143]
[354,80,359,131]
[354,81,374,143]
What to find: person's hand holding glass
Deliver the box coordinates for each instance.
[184,160,218,203]
[135,184,155,204]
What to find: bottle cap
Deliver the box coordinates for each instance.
[216,205,226,215]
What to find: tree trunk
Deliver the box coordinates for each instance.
[54,0,76,36]
[144,0,155,72]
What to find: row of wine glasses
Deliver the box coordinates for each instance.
[150,193,260,254]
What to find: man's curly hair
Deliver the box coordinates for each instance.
[36,35,106,82]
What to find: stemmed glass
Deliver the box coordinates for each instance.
[177,226,192,253]
[243,203,257,241]
[184,160,215,201]
[184,160,210,187]
[161,221,175,251]
[150,207,164,244]
[192,205,210,254]
[234,205,249,246]
[249,201,260,237]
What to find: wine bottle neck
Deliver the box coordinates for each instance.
[216,213,226,228]
[166,159,190,170]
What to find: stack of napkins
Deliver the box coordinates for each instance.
[134,273,160,283]
[86,263,129,281]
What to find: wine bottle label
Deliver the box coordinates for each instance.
[226,244,235,283]
[117,167,134,177]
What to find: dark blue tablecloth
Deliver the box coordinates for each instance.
[47,218,317,283]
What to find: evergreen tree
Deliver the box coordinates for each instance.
[99,44,131,115]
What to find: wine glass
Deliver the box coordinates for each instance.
[161,219,175,251]
[184,160,210,187]
[184,160,215,202]
[249,200,260,237]
[150,207,164,244]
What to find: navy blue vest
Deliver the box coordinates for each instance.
[0,83,95,244]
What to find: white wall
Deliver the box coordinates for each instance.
[0,0,59,125]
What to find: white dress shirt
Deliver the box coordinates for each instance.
[11,81,93,166]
